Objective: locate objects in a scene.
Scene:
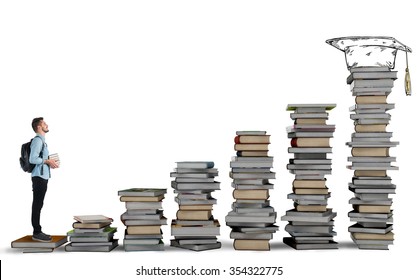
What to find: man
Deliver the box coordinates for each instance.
[29,117,59,242]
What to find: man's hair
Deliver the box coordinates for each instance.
[32,117,44,132]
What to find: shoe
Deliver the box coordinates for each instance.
[32,232,52,242]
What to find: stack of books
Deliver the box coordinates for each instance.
[11,235,67,253]
[48,153,60,166]
[65,215,118,252]
[118,188,167,251]
[346,67,397,250]
[281,104,338,249]
[170,161,221,251]
[226,131,278,251]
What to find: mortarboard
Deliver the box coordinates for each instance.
[326,36,412,96]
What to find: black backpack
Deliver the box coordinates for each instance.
[20,136,44,173]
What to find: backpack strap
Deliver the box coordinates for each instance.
[34,136,46,176]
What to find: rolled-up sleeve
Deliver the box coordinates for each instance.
[29,137,44,165]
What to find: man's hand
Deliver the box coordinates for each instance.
[45,159,59,169]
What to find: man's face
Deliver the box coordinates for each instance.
[39,120,49,133]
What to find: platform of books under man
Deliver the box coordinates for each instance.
[326,36,413,250]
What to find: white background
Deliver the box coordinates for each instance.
[1,0,416,279]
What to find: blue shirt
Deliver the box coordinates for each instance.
[29,134,50,179]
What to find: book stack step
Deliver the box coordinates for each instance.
[65,215,118,252]
[281,104,338,250]
[226,131,278,251]
[346,67,397,250]
[170,161,221,251]
[11,235,67,253]
[118,188,167,251]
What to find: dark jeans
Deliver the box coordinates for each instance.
[31,176,48,234]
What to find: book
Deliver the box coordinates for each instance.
[236,151,269,157]
[355,96,387,104]
[65,239,118,252]
[283,237,338,250]
[125,201,163,210]
[122,218,167,226]
[351,232,394,240]
[226,211,276,223]
[354,205,391,213]
[170,240,221,251]
[176,210,212,220]
[120,195,164,202]
[347,71,397,83]
[295,118,328,125]
[288,147,332,153]
[350,79,394,88]
[67,227,117,237]
[124,240,165,251]
[290,113,329,119]
[295,205,327,212]
[287,104,336,111]
[233,239,270,251]
[179,204,213,211]
[176,161,215,169]
[11,235,67,249]
[293,188,329,195]
[171,220,220,236]
[72,221,112,229]
[73,215,113,224]
[22,248,54,253]
[354,124,387,132]
[232,189,269,200]
[127,225,162,235]
[351,147,389,157]
[171,181,220,191]
[348,223,393,234]
[234,135,270,144]
[236,131,266,135]
[234,143,269,151]
[118,188,167,197]
[293,180,326,189]
[290,138,330,147]
[349,66,390,72]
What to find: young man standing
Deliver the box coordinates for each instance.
[29,117,59,242]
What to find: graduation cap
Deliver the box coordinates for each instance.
[326,36,412,96]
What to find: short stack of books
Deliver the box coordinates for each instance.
[65,215,118,252]
[170,161,221,251]
[118,188,167,251]
[11,235,67,253]
[346,67,397,250]
[281,104,338,250]
[48,153,60,166]
[226,131,278,251]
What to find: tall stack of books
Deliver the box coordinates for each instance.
[170,161,221,251]
[281,104,338,250]
[65,215,118,252]
[226,131,278,251]
[118,188,167,251]
[346,67,397,250]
